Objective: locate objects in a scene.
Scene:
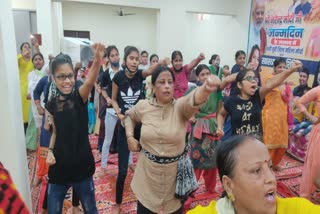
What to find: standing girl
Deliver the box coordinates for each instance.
[247,45,262,87]
[145,54,159,99]
[217,61,302,140]
[222,50,246,141]
[98,45,134,177]
[45,43,105,213]
[188,65,221,193]
[111,46,169,213]
[170,51,205,98]
[262,58,291,169]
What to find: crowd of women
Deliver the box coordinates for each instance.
[16,38,320,214]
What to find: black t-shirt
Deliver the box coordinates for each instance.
[46,88,95,184]
[100,69,112,98]
[113,69,145,114]
[224,89,263,139]
[293,85,311,97]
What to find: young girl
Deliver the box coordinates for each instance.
[262,58,292,169]
[45,43,105,213]
[222,50,246,141]
[208,54,223,79]
[111,46,169,213]
[98,45,134,177]
[229,50,246,96]
[186,65,221,204]
[145,54,159,99]
[26,53,45,151]
[217,60,302,140]
[170,51,205,98]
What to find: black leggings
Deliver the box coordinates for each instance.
[115,124,140,204]
[137,201,183,214]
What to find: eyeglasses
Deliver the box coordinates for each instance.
[55,73,74,81]
[242,76,259,82]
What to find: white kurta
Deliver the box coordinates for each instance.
[28,69,45,128]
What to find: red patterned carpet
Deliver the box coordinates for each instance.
[28,135,317,213]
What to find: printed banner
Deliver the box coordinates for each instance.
[248,0,320,74]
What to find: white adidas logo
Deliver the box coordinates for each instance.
[120,86,141,109]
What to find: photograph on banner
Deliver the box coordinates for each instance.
[248,0,320,84]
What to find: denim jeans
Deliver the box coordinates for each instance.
[222,116,232,141]
[101,108,133,169]
[47,177,98,214]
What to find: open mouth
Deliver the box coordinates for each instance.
[251,85,257,90]
[163,92,171,96]
[265,191,276,203]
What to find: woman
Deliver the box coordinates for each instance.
[298,85,320,199]
[98,45,134,177]
[222,50,246,141]
[111,47,170,213]
[209,54,223,103]
[262,58,291,169]
[229,50,246,96]
[217,60,302,140]
[123,66,221,214]
[170,51,205,98]
[187,65,221,193]
[45,43,105,213]
[25,53,45,151]
[145,54,159,99]
[187,135,320,213]
[18,40,40,132]
[209,54,223,79]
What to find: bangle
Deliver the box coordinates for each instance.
[48,148,54,152]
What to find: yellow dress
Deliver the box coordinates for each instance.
[18,54,34,123]
[187,197,320,214]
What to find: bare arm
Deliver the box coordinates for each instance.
[187,53,205,73]
[297,87,320,124]
[46,113,56,166]
[111,82,123,119]
[101,89,112,107]
[194,74,221,105]
[259,60,302,101]
[217,105,228,137]
[220,73,237,90]
[142,57,170,78]
[79,43,105,102]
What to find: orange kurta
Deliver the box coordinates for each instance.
[262,74,288,166]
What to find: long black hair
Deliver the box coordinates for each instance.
[51,54,73,76]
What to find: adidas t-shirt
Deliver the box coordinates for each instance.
[113,69,145,114]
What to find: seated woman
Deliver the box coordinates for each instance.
[188,135,320,214]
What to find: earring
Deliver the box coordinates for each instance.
[227,192,235,202]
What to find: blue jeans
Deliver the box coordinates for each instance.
[48,177,98,214]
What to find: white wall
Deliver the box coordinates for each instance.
[11,0,36,10]
[1,0,32,209]
[185,13,249,67]
[62,2,158,58]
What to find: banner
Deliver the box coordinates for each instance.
[248,0,320,74]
